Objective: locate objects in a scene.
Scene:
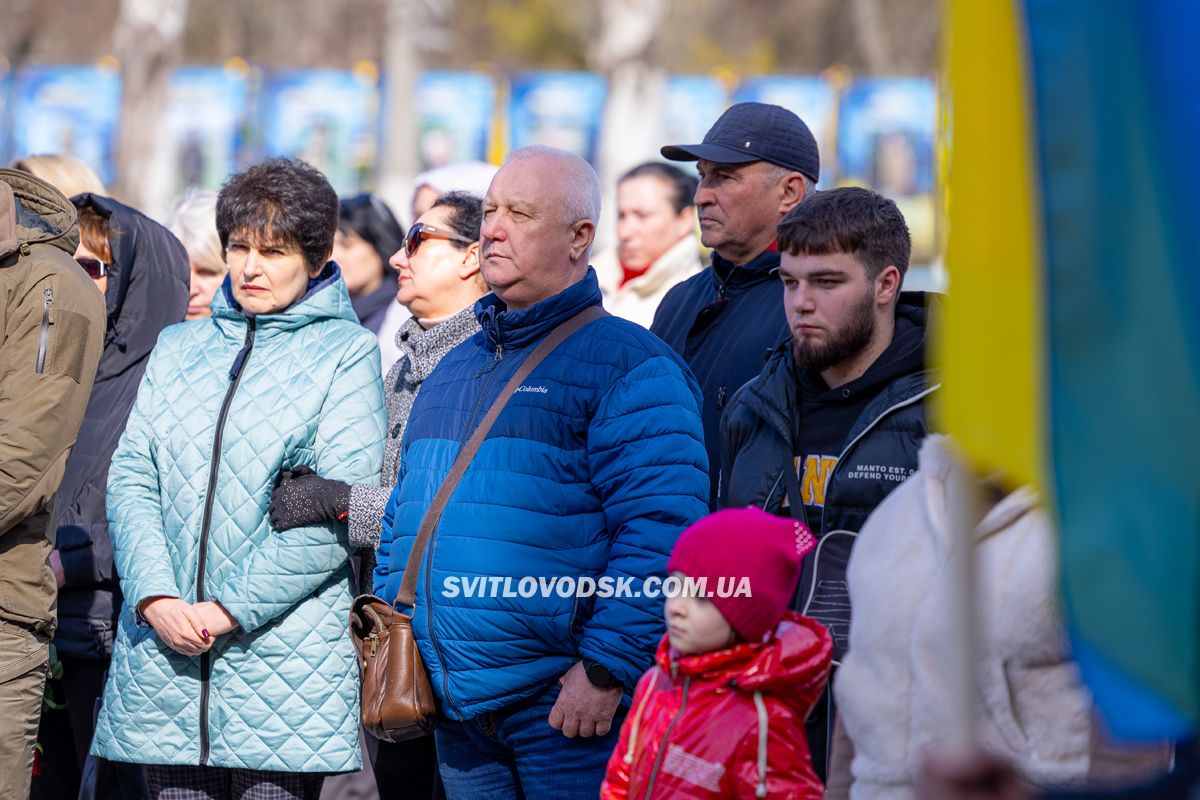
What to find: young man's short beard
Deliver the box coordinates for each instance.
[792,289,877,374]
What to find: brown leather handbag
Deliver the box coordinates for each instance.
[350,305,607,743]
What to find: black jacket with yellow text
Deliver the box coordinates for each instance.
[719,292,939,656]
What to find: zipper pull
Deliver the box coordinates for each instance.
[495,342,504,362]
[228,318,257,379]
[20,242,31,257]
[35,287,54,374]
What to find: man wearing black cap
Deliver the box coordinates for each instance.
[652,101,818,509]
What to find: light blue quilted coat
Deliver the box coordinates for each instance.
[91,267,386,772]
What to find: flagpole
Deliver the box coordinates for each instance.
[944,443,983,746]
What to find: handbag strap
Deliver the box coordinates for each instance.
[395,304,608,607]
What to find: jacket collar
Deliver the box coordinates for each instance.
[394,305,480,383]
[211,262,357,338]
[617,236,702,298]
[654,612,832,713]
[351,279,396,324]
[739,292,939,446]
[917,434,1041,552]
[475,267,602,352]
[743,350,936,451]
[710,247,781,293]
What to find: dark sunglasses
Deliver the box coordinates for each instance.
[75,257,108,279]
[404,223,475,257]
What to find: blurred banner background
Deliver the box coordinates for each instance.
[0,0,940,280]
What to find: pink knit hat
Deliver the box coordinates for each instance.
[666,508,817,643]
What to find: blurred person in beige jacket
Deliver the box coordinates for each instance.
[594,162,702,329]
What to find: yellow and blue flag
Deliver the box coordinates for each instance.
[939,0,1200,740]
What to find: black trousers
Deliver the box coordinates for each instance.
[32,655,148,800]
[367,734,442,800]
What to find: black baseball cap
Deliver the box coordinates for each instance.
[661,102,820,183]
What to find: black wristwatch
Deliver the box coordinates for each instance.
[582,658,622,689]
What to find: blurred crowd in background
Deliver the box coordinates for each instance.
[0,0,942,285]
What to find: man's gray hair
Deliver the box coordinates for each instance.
[762,162,817,199]
[503,145,601,226]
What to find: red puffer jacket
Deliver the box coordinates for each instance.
[602,612,832,799]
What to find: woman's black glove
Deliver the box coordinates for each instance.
[269,466,352,531]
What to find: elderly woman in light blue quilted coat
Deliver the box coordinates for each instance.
[90,159,386,800]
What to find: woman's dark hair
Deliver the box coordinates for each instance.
[430,191,483,246]
[338,193,405,277]
[216,158,338,272]
[618,162,698,215]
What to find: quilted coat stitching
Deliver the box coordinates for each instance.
[92,274,385,771]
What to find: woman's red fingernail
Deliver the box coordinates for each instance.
[202,629,210,637]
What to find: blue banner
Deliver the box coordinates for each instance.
[11,65,121,186]
[662,76,729,157]
[508,71,606,162]
[165,66,251,195]
[734,76,837,186]
[837,77,937,263]
[262,69,378,194]
[415,71,495,169]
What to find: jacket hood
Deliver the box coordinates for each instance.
[0,168,80,255]
[742,291,938,443]
[794,290,931,404]
[475,267,602,351]
[72,194,189,380]
[657,611,832,718]
[212,262,359,336]
[914,434,1041,552]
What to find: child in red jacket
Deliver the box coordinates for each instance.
[602,507,833,799]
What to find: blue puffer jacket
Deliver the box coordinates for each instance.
[92,267,386,772]
[375,269,709,721]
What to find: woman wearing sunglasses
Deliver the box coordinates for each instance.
[269,190,486,800]
[31,194,190,799]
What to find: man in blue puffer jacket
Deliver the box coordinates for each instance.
[374,145,709,799]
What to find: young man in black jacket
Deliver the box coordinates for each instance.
[719,187,938,781]
[651,102,818,508]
